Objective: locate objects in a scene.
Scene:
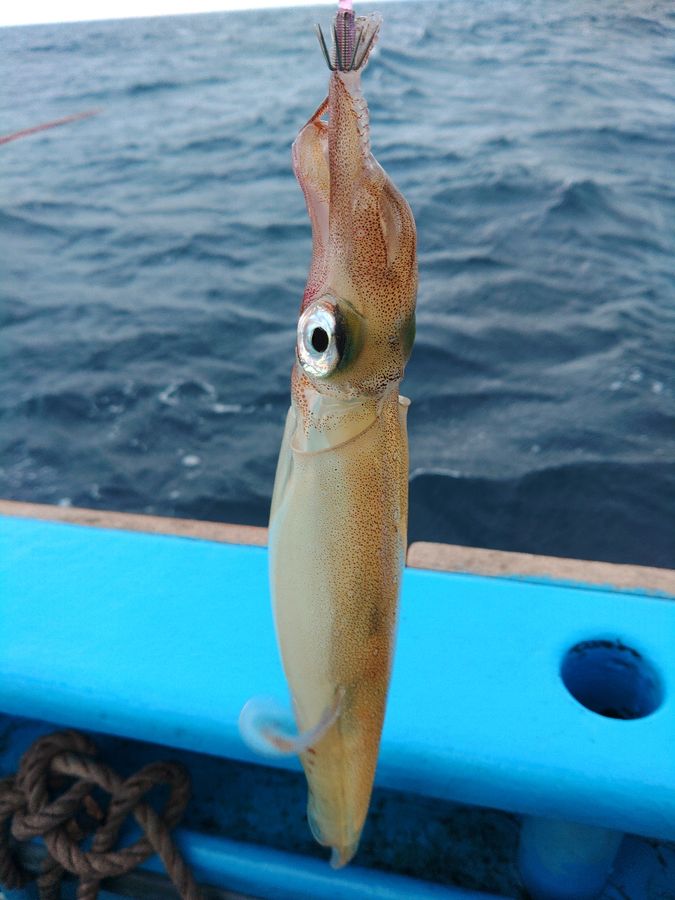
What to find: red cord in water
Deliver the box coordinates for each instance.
[0,109,100,146]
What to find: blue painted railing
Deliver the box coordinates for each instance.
[1,512,673,898]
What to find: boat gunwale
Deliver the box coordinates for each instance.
[0,499,672,597]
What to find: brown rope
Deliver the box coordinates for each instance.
[0,730,202,900]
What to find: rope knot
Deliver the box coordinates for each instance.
[0,730,201,899]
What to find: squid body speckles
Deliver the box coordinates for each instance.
[244,2,417,868]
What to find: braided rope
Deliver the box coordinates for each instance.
[0,730,201,900]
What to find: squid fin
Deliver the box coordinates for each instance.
[239,689,343,758]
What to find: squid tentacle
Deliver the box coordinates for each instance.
[238,689,345,757]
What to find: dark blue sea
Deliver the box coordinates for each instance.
[1,0,674,567]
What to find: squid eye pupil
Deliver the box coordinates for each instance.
[311,327,329,353]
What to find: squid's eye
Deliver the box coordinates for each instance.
[297,299,344,378]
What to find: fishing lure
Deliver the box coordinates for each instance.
[240,0,417,868]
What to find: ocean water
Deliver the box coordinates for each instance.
[1,0,674,567]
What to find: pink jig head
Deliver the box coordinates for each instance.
[316,0,380,74]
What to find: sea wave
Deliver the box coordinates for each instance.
[409,462,674,568]
[1,0,673,565]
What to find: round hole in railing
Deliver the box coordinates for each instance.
[561,639,663,720]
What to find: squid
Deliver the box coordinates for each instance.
[240,0,417,868]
